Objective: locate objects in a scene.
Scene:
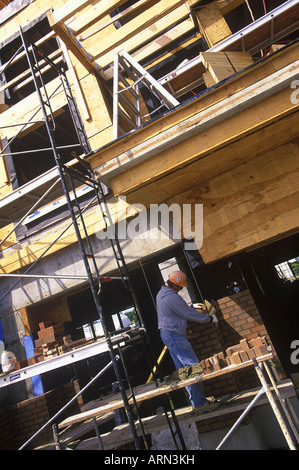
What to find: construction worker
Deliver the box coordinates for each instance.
[156,270,218,409]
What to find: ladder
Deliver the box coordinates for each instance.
[18,28,185,451]
[113,49,179,139]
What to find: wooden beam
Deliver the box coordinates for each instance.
[47,9,101,77]
[96,5,193,71]
[88,0,190,62]
[196,3,232,47]
[75,380,295,450]
[47,0,126,24]
[218,0,246,16]
[92,61,299,187]
[59,41,90,121]
[90,41,299,168]
[59,354,273,428]
[70,0,153,37]
[200,51,253,83]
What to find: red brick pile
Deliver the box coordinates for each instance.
[200,336,271,375]
[14,321,88,370]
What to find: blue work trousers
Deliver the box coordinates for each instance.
[160,330,206,408]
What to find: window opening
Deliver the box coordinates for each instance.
[0,16,61,105]
[7,107,81,187]
[275,257,299,283]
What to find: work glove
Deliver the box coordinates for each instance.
[193,303,206,310]
[210,314,218,325]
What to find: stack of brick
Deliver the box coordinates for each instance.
[13,324,91,371]
[15,321,65,368]
[33,321,65,360]
[200,336,271,375]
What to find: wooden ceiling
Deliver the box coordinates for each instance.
[0,0,12,9]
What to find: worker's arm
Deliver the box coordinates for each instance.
[193,302,218,325]
[170,294,211,324]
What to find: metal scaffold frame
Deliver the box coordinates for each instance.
[0,27,187,451]
[113,49,179,139]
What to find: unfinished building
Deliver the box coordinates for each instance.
[0,0,298,451]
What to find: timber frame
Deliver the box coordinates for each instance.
[0,0,298,270]
[0,0,298,451]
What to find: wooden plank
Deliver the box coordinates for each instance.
[70,0,153,37]
[60,42,90,121]
[200,51,253,83]
[89,41,299,169]
[88,0,190,62]
[47,9,101,77]
[201,51,235,82]
[0,196,139,274]
[75,380,296,450]
[102,16,196,80]
[196,3,232,47]
[95,65,299,191]
[20,307,31,335]
[49,0,99,24]
[58,354,273,428]
[37,378,295,450]
[0,75,67,141]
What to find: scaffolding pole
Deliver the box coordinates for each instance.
[0,27,187,451]
[253,359,297,450]
[18,359,114,450]
[0,177,61,247]
[19,27,145,450]
[216,387,265,450]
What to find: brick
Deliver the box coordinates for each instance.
[240,338,250,350]
[57,345,68,355]
[239,350,250,362]
[209,355,221,371]
[230,352,242,365]
[35,354,45,362]
[37,324,64,340]
[38,321,53,330]
[27,357,37,366]
[226,344,242,357]
[63,335,72,345]
[252,345,268,357]
[204,358,213,374]
[249,337,263,348]
[215,352,228,368]
[14,359,28,370]
[34,347,43,355]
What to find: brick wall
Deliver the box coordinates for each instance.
[186,289,284,433]
[0,380,81,450]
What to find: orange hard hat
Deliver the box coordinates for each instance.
[168,270,186,287]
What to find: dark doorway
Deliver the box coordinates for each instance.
[238,233,299,376]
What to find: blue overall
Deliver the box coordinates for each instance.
[156,285,211,408]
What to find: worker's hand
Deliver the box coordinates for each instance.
[193,303,206,311]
